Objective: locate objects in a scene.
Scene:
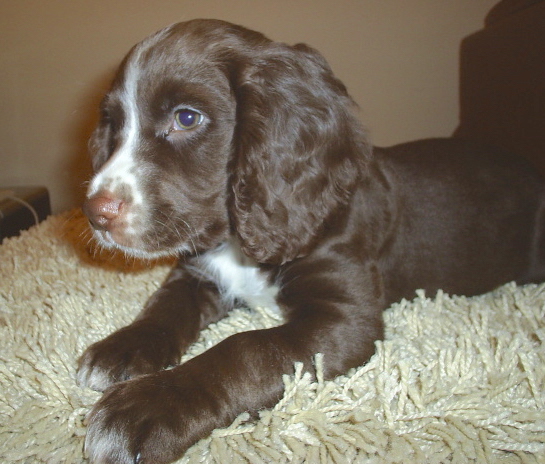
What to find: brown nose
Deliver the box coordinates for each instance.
[83,194,123,231]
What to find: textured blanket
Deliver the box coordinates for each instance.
[0,210,544,463]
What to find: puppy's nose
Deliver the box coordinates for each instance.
[83,194,123,231]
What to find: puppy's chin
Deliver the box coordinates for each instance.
[90,228,192,260]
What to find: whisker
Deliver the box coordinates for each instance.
[154,208,199,257]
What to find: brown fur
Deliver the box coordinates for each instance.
[78,19,545,464]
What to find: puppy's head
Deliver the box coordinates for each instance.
[85,19,370,263]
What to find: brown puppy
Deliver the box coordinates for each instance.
[78,19,545,463]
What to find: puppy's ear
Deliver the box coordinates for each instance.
[229,43,371,264]
[88,93,120,172]
[88,122,111,172]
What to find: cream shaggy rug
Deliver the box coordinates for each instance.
[1,210,544,464]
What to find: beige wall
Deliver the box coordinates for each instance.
[0,0,497,213]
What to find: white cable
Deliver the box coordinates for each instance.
[0,192,40,226]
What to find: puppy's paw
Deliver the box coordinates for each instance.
[77,321,181,391]
[84,370,210,464]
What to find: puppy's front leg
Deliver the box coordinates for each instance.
[83,257,384,464]
[77,260,227,392]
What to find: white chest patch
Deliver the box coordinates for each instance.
[194,239,280,312]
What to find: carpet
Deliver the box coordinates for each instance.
[0,210,544,463]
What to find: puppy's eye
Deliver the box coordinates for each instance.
[173,109,203,131]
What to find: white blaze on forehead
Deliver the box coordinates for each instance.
[87,28,171,203]
[88,51,143,204]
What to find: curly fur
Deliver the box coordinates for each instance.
[78,19,545,464]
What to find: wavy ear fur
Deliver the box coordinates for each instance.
[88,121,111,172]
[229,41,371,265]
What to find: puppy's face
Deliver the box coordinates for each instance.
[85,20,367,264]
[86,24,236,259]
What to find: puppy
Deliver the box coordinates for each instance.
[78,19,545,463]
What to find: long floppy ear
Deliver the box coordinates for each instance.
[88,91,122,173]
[88,121,111,173]
[229,42,371,265]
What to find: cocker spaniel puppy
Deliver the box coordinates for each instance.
[78,19,545,464]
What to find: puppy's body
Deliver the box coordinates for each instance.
[78,20,545,464]
[375,139,545,303]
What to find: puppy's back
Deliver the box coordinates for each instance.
[373,137,545,302]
